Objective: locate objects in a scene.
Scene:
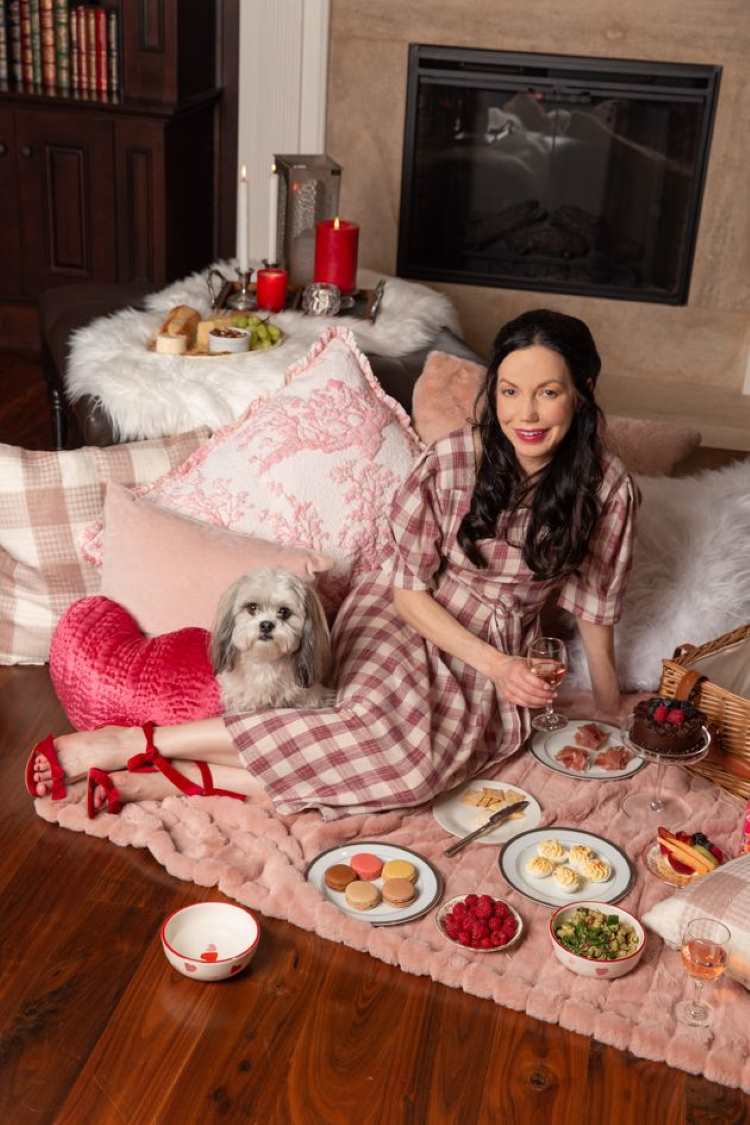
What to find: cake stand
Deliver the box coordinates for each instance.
[619,714,711,825]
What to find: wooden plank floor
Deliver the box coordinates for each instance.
[2,344,750,1123]
[5,667,750,1125]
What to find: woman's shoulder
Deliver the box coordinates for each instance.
[597,447,638,506]
[414,425,478,488]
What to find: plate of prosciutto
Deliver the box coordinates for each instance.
[529,720,646,781]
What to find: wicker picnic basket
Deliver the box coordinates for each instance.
[658,622,750,799]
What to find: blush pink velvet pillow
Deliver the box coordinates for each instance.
[100,482,333,634]
[84,327,420,608]
[413,351,702,476]
[50,596,221,731]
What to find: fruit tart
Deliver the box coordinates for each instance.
[647,826,725,887]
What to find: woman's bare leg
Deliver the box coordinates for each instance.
[89,759,267,812]
[31,718,238,797]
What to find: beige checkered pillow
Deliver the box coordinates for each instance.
[642,852,750,989]
[0,430,210,664]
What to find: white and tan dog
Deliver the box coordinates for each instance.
[211,568,333,712]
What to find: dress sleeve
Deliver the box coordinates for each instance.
[556,473,639,625]
[388,448,444,591]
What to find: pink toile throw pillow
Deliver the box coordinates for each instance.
[83,328,420,608]
[100,483,333,634]
[412,351,701,475]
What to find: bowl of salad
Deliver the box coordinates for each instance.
[549,901,646,979]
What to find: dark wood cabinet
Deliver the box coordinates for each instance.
[15,108,117,294]
[0,0,230,303]
[0,107,22,299]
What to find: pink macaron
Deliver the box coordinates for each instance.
[350,852,384,881]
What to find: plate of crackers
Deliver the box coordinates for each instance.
[432,779,542,845]
[305,842,444,927]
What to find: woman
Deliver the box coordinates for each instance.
[28,309,638,819]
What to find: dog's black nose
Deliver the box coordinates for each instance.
[259,619,275,635]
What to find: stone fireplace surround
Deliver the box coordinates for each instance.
[324,0,750,450]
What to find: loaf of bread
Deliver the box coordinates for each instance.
[158,305,201,347]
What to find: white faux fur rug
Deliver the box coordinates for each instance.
[66,262,460,441]
[568,458,750,692]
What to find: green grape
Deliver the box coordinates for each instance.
[268,325,281,341]
[248,316,261,328]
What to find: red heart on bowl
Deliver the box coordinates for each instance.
[230,963,243,974]
[183,962,197,973]
[595,967,609,977]
[201,951,218,963]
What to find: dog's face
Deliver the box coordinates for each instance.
[223,569,309,663]
[211,568,331,690]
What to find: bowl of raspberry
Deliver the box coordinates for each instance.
[435,893,523,952]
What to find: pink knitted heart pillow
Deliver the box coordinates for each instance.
[50,596,222,731]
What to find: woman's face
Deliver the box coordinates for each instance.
[495,344,577,474]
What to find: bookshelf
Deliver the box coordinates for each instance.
[0,0,227,301]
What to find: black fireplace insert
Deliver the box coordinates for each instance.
[397,46,721,303]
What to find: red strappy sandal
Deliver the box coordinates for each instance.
[25,734,67,801]
[127,721,246,802]
[87,768,123,818]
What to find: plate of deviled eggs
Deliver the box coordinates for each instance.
[498,827,635,908]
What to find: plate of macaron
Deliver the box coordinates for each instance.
[306,842,444,926]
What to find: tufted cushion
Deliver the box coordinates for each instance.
[50,596,221,730]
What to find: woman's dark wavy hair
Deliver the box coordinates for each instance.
[457,308,605,580]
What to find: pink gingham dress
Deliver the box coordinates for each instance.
[225,427,637,818]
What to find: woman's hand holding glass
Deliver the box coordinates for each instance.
[491,654,557,708]
[527,636,568,731]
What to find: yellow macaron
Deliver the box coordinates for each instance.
[381,859,417,884]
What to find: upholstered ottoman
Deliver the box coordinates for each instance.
[39,282,151,448]
[39,277,482,449]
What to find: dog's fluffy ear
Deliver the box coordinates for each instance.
[294,584,331,689]
[211,579,240,675]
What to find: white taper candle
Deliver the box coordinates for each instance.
[237,164,249,274]
[268,163,279,265]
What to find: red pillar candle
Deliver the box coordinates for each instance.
[313,218,359,294]
[255,267,288,312]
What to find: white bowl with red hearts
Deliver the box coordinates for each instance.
[161,902,260,981]
[549,900,646,979]
[435,893,523,952]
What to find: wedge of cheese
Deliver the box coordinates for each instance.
[196,316,235,351]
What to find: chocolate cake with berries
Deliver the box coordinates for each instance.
[631,696,707,755]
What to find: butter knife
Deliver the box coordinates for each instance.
[443,800,529,858]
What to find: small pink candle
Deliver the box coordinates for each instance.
[256,267,288,313]
[314,217,359,294]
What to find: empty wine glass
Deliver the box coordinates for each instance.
[676,917,731,1027]
[527,636,568,732]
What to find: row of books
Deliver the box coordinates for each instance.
[0,1,120,98]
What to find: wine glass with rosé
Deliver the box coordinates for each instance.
[527,636,568,732]
[676,917,731,1027]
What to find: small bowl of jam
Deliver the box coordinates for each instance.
[207,326,251,354]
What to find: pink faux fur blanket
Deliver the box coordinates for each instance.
[34,722,750,1093]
